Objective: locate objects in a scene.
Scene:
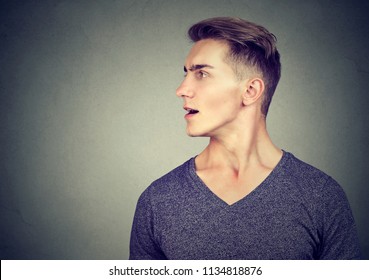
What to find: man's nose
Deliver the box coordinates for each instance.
[176,79,194,98]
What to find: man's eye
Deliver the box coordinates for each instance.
[196,71,208,79]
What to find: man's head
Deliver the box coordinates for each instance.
[187,17,281,117]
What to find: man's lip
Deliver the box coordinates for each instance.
[183,106,199,112]
[184,106,196,110]
[183,106,199,119]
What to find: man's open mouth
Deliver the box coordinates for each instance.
[186,108,199,115]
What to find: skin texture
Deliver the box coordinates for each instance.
[176,39,282,205]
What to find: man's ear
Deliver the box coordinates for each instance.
[242,78,265,106]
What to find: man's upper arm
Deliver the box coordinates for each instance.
[129,189,166,260]
[318,178,361,259]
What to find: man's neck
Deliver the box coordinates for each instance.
[196,117,282,174]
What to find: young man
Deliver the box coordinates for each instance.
[130,17,361,259]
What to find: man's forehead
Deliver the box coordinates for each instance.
[184,39,229,68]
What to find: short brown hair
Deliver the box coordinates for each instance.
[188,17,281,116]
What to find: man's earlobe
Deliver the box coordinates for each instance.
[242,78,265,106]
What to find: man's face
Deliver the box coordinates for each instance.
[176,39,245,137]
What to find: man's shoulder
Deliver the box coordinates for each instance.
[283,151,330,180]
[141,157,194,200]
[152,158,193,186]
[282,151,343,196]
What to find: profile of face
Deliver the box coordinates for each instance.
[176,39,246,138]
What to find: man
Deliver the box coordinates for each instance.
[129,17,361,259]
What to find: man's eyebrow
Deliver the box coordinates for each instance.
[184,64,214,72]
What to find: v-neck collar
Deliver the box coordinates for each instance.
[187,150,289,208]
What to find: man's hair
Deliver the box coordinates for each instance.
[188,17,281,117]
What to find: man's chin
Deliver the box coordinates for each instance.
[186,129,208,138]
[186,130,201,137]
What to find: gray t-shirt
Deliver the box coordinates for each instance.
[130,151,361,259]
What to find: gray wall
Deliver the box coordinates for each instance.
[1,0,368,259]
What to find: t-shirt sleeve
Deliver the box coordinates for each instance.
[129,189,166,260]
[318,177,361,259]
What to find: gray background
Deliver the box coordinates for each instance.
[1,0,368,259]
